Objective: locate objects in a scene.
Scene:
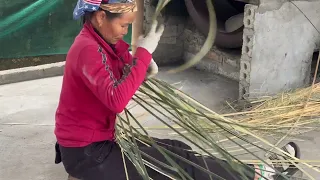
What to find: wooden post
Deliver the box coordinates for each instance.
[131,0,144,54]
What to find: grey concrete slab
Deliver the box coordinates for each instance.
[0,62,65,86]
[0,68,319,180]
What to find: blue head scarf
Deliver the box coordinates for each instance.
[73,0,136,20]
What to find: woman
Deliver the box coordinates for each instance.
[54,0,301,179]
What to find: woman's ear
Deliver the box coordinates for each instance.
[95,11,106,28]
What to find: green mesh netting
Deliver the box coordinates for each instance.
[0,0,132,59]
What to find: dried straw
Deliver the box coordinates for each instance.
[223,83,320,135]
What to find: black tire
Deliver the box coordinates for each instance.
[184,0,245,49]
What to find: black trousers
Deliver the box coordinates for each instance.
[55,138,255,180]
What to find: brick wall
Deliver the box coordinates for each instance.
[183,19,241,81]
[143,0,187,65]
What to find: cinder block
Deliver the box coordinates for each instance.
[242,32,254,58]
[239,81,250,99]
[241,54,252,63]
[240,61,250,77]
[243,34,254,48]
[240,70,250,83]
[240,61,251,73]
[243,28,254,36]
[243,5,257,29]
[239,4,258,99]
[242,30,254,58]
[241,41,253,58]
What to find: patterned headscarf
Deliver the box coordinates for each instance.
[73,0,137,20]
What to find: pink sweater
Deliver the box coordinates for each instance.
[54,22,152,147]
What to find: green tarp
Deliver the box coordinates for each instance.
[0,0,132,59]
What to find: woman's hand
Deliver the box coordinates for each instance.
[136,20,164,54]
[146,58,158,78]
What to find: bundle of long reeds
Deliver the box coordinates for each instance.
[116,78,320,180]
[115,0,320,179]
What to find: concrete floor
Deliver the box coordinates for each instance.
[0,68,319,180]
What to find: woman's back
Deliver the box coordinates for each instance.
[54,22,151,147]
[55,24,118,147]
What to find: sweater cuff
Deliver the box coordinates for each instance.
[134,47,152,68]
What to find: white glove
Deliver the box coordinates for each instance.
[136,20,164,54]
[146,58,158,78]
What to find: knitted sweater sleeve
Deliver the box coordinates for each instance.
[77,46,152,113]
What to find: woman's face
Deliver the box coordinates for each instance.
[92,11,137,44]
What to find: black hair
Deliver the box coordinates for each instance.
[82,9,122,25]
